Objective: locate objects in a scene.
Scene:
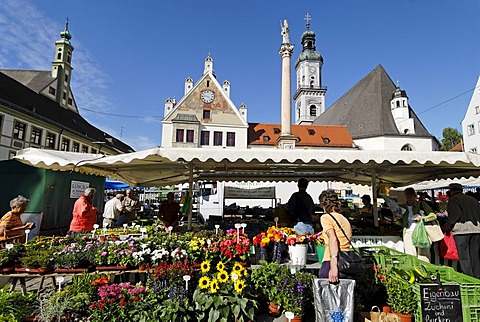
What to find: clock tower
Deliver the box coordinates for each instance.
[293,14,326,125]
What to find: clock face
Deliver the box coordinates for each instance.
[201,90,215,103]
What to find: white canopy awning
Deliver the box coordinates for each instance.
[14,147,480,187]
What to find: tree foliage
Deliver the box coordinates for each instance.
[440,127,462,151]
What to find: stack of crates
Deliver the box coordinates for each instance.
[369,246,480,321]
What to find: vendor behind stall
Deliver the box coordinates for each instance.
[287,178,315,234]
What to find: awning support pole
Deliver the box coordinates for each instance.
[371,171,379,227]
[188,163,193,231]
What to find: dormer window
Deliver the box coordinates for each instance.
[322,137,330,144]
[263,136,270,142]
[273,128,281,134]
[308,129,315,135]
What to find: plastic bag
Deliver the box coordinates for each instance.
[439,232,459,260]
[313,278,356,322]
[412,220,431,249]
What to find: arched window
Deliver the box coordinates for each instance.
[401,144,413,151]
[396,100,400,107]
[67,51,71,63]
[310,105,317,117]
[57,48,62,60]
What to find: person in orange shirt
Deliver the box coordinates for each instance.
[69,188,99,233]
[0,195,34,240]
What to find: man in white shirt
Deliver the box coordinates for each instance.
[102,194,124,228]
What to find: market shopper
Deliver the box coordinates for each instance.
[69,188,99,233]
[158,192,182,230]
[318,190,353,283]
[444,183,480,278]
[287,178,315,235]
[0,195,34,240]
[121,189,141,224]
[398,187,434,262]
[102,194,124,228]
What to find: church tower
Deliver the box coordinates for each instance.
[51,20,74,109]
[390,83,415,134]
[293,14,326,125]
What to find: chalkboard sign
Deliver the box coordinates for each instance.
[420,284,462,322]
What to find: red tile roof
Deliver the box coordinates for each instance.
[449,141,463,152]
[248,123,354,148]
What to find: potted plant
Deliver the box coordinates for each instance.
[252,226,293,263]
[251,261,291,315]
[93,238,139,270]
[193,260,258,322]
[286,232,313,266]
[311,231,326,262]
[0,286,37,321]
[17,248,54,273]
[375,266,417,321]
[276,270,315,319]
[53,239,98,272]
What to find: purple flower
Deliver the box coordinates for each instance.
[101,251,107,257]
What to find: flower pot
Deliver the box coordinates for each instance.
[95,265,128,271]
[268,301,281,316]
[292,316,303,322]
[0,266,15,273]
[316,244,326,263]
[395,312,413,322]
[382,305,391,313]
[54,265,94,273]
[15,266,52,274]
[288,244,308,266]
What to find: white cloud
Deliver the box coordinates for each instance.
[0,0,113,112]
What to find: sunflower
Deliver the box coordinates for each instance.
[232,262,243,273]
[210,278,219,293]
[217,270,229,283]
[234,279,246,293]
[198,276,210,289]
[200,260,211,273]
[216,261,225,271]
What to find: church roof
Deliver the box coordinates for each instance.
[248,123,353,148]
[312,64,432,139]
[0,71,134,153]
[0,69,54,93]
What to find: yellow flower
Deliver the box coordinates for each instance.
[216,261,225,271]
[199,276,210,289]
[217,270,229,283]
[210,279,219,293]
[235,279,246,293]
[200,260,211,273]
[232,262,243,274]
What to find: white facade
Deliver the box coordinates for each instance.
[354,136,436,151]
[461,76,480,153]
[161,55,249,149]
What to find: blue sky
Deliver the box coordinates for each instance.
[1,0,479,150]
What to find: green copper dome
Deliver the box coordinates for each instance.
[295,29,323,67]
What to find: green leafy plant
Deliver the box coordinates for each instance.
[251,261,290,305]
[0,286,37,321]
[375,266,417,315]
[34,288,72,322]
[20,248,54,268]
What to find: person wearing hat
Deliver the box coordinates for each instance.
[445,183,480,278]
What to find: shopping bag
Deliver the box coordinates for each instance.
[439,232,459,260]
[313,278,356,322]
[412,220,431,249]
[424,222,444,242]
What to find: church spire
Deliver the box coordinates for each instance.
[51,19,75,110]
[293,14,326,125]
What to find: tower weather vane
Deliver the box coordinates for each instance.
[304,13,311,30]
